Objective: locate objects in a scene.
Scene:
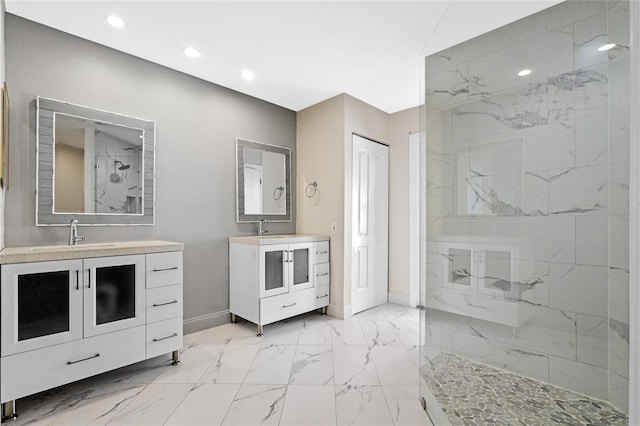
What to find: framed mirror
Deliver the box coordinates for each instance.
[36,97,155,225]
[236,138,291,222]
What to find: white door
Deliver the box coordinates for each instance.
[351,134,389,314]
[244,164,262,214]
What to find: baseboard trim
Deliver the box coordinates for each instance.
[183,310,231,335]
[388,292,410,307]
[327,303,352,320]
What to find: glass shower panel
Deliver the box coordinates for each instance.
[419,0,630,423]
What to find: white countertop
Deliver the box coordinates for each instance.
[229,234,330,246]
[0,240,184,264]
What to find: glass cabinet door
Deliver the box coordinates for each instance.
[260,244,289,297]
[289,242,313,291]
[1,259,83,356]
[83,255,145,337]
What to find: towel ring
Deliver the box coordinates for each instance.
[273,186,284,200]
[305,181,318,198]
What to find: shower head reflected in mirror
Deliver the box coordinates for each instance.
[115,160,130,170]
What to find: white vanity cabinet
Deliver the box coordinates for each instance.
[145,251,184,359]
[0,241,183,412]
[229,235,330,335]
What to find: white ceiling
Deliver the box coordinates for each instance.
[5,0,563,113]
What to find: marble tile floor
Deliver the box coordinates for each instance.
[6,303,433,426]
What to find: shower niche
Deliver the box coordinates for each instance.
[427,236,533,328]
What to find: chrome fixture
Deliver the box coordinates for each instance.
[305,181,318,198]
[115,160,131,170]
[257,219,268,237]
[69,219,86,245]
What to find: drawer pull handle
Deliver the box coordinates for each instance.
[153,333,178,342]
[317,272,329,277]
[153,300,179,307]
[153,266,179,272]
[316,251,329,254]
[67,353,100,365]
[282,302,298,308]
[316,294,329,299]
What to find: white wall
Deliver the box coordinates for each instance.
[297,94,345,316]
[388,107,419,305]
[297,94,418,317]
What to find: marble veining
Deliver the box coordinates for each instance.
[5,304,432,426]
[609,319,630,343]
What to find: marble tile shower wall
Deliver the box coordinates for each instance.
[423,0,629,412]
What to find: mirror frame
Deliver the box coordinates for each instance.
[36,97,156,225]
[236,138,291,223]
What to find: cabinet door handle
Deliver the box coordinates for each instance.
[87,269,91,289]
[153,333,178,342]
[316,294,329,299]
[153,266,179,272]
[316,272,329,277]
[75,270,79,290]
[282,302,297,308]
[67,353,100,365]
[153,300,179,307]
[316,251,329,254]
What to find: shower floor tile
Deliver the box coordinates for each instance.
[421,352,628,426]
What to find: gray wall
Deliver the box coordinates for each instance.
[4,14,296,332]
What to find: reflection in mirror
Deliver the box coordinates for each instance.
[37,97,155,225]
[236,138,291,222]
[54,113,143,214]
[242,147,286,215]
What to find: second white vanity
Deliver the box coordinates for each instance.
[229,234,330,335]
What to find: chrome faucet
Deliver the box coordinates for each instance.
[257,219,268,237]
[69,219,86,245]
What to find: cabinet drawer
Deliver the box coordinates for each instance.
[147,285,183,324]
[146,318,183,359]
[314,285,330,309]
[1,326,145,402]
[260,288,315,326]
[146,252,183,288]
[314,241,330,264]
[314,263,330,286]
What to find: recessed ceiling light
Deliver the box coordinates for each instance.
[518,69,532,77]
[242,70,255,81]
[183,47,200,58]
[106,15,125,28]
[598,43,616,52]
